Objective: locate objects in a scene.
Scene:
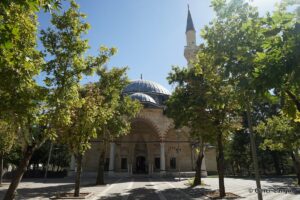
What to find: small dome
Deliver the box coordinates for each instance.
[123,80,171,95]
[129,93,157,104]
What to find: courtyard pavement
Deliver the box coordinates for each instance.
[0,176,299,199]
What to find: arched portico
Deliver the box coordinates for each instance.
[80,108,216,176]
[110,116,163,174]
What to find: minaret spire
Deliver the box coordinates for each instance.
[184,5,197,68]
[186,4,195,33]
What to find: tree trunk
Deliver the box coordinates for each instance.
[217,131,225,197]
[3,145,35,200]
[290,152,300,185]
[246,104,263,200]
[0,152,3,186]
[96,147,106,185]
[193,140,204,186]
[74,154,83,197]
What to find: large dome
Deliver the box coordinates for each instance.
[123,80,171,96]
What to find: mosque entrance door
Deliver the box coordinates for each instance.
[136,156,146,173]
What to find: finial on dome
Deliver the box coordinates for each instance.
[140,74,143,80]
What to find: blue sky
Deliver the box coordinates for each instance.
[37,0,280,91]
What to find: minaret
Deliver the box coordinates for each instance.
[184,5,198,67]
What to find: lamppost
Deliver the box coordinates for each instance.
[44,142,53,179]
[44,143,59,179]
[175,129,182,181]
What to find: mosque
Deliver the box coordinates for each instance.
[75,8,217,176]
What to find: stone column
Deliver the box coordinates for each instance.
[148,163,152,175]
[127,163,133,175]
[151,163,154,174]
[68,155,76,176]
[70,155,76,171]
[128,163,130,175]
[160,143,166,174]
[108,142,116,175]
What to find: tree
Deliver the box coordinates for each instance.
[167,60,240,197]
[60,85,101,196]
[40,1,116,133]
[201,0,265,198]
[0,120,16,186]
[3,90,49,200]
[95,67,141,185]
[166,66,214,187]
[200,3,300,198]
[195,49,242,197]
[256,114,300,185]
[0,2,50,199]
[0,0,62,197]
[40,1,117,196]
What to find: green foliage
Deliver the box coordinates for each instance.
[0,120,16,155]
[4,146,22,167]
[225,130,252,174]
[40,1,116,149]
[252,2,300,120]
[41,0,96,128]
[0,3,43,116]
[224,108,292,176]
[0,1,61,57]
[0,0,49,150]
[221,0,300,121]
[203,0,263,101]
[95,67,141,140]
[30,141,70,170]
[40,1,137,158]
[0,1,60,130]
[256,114,300,152]
[167,46,241,145]
[0,0,61,12]
[201,1,300,182]
[60,85,101,155]
[166,66,215,142]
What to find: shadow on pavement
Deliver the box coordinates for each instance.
[0,183,74,199]
[94,185,215,200]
